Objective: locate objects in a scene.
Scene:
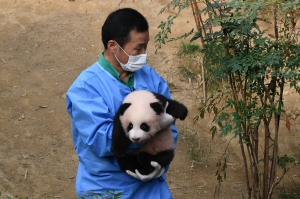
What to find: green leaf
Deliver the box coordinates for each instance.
[113,192,122,199]
[218,122,223,127]
[231,63,241,73]
[190,31,202,42]
[277,155,295,169]
[200,107,205,118]
[210,126,217,139]
[213,106,218,114]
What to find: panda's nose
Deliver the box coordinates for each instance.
[132,138,140,142]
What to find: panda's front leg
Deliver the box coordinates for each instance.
[111,139,131,158]
[151,92,188,120]
[166,99,188,120]
[111,117,131,158]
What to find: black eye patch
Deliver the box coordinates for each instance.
[127,123,133,131]
[140,123,150,132]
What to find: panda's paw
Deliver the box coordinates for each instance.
[173,106,188,120]
[111,146,126,158]
[178,109,188,120]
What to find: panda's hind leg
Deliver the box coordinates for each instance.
[137,150,174,173]
[152,149,174,167]
[117,154,139,173]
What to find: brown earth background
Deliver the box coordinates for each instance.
[1,0,300,198]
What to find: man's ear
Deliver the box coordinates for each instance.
[107,40,117,53]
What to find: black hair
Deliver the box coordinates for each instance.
[101,8,149,49]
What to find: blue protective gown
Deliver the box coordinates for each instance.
[66,61,178,199]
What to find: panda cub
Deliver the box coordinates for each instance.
[111,90,188,175]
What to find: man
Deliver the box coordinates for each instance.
[66,8,178,199]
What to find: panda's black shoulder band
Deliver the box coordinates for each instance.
[152,92,168,107]
[150,102,164,115]
[119,103,131,115]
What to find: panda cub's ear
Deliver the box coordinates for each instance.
[119,103,131,115]
[150,102,164,115]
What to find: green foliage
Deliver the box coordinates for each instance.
[157,0,300,198]
[0,192,28,199]
[277,155,296,169]
[196,2,300,197]
[199,0,300,144]
[0,191,122,199]
[3,196,27,199]
[258,154,298,170]
[155,0,194,53]
[154,15,177,52]
[278,191,300,199]
[278,178,300,199]
[178,42,201,54]
[77,190,122,199]
[158,0,190,15]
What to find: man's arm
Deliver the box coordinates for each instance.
[66,80,114,157]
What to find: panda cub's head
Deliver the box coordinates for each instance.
[118,90,164,144]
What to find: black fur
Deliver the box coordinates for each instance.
[111,91,188,175]
[150,102,164,115]
[110,103,132,158]
[117,149,174,175]
[153,92,188,120]
[166,99,188,120]
[119,103,131,115]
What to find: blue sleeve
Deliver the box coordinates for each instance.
[66,79,114,158]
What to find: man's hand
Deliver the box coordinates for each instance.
[126,161,165,181]
[159,101,175,130]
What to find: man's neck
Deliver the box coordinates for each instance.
[120,72,129,83]
[103,51,129,82]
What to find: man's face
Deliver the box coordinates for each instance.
[116,30,149,64]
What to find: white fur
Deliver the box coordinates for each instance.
[120,90,174,152]
[135,128,174,155]
[120,102,160,143]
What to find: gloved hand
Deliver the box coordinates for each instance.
[126,161,165,182]
[159,101,175,130]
